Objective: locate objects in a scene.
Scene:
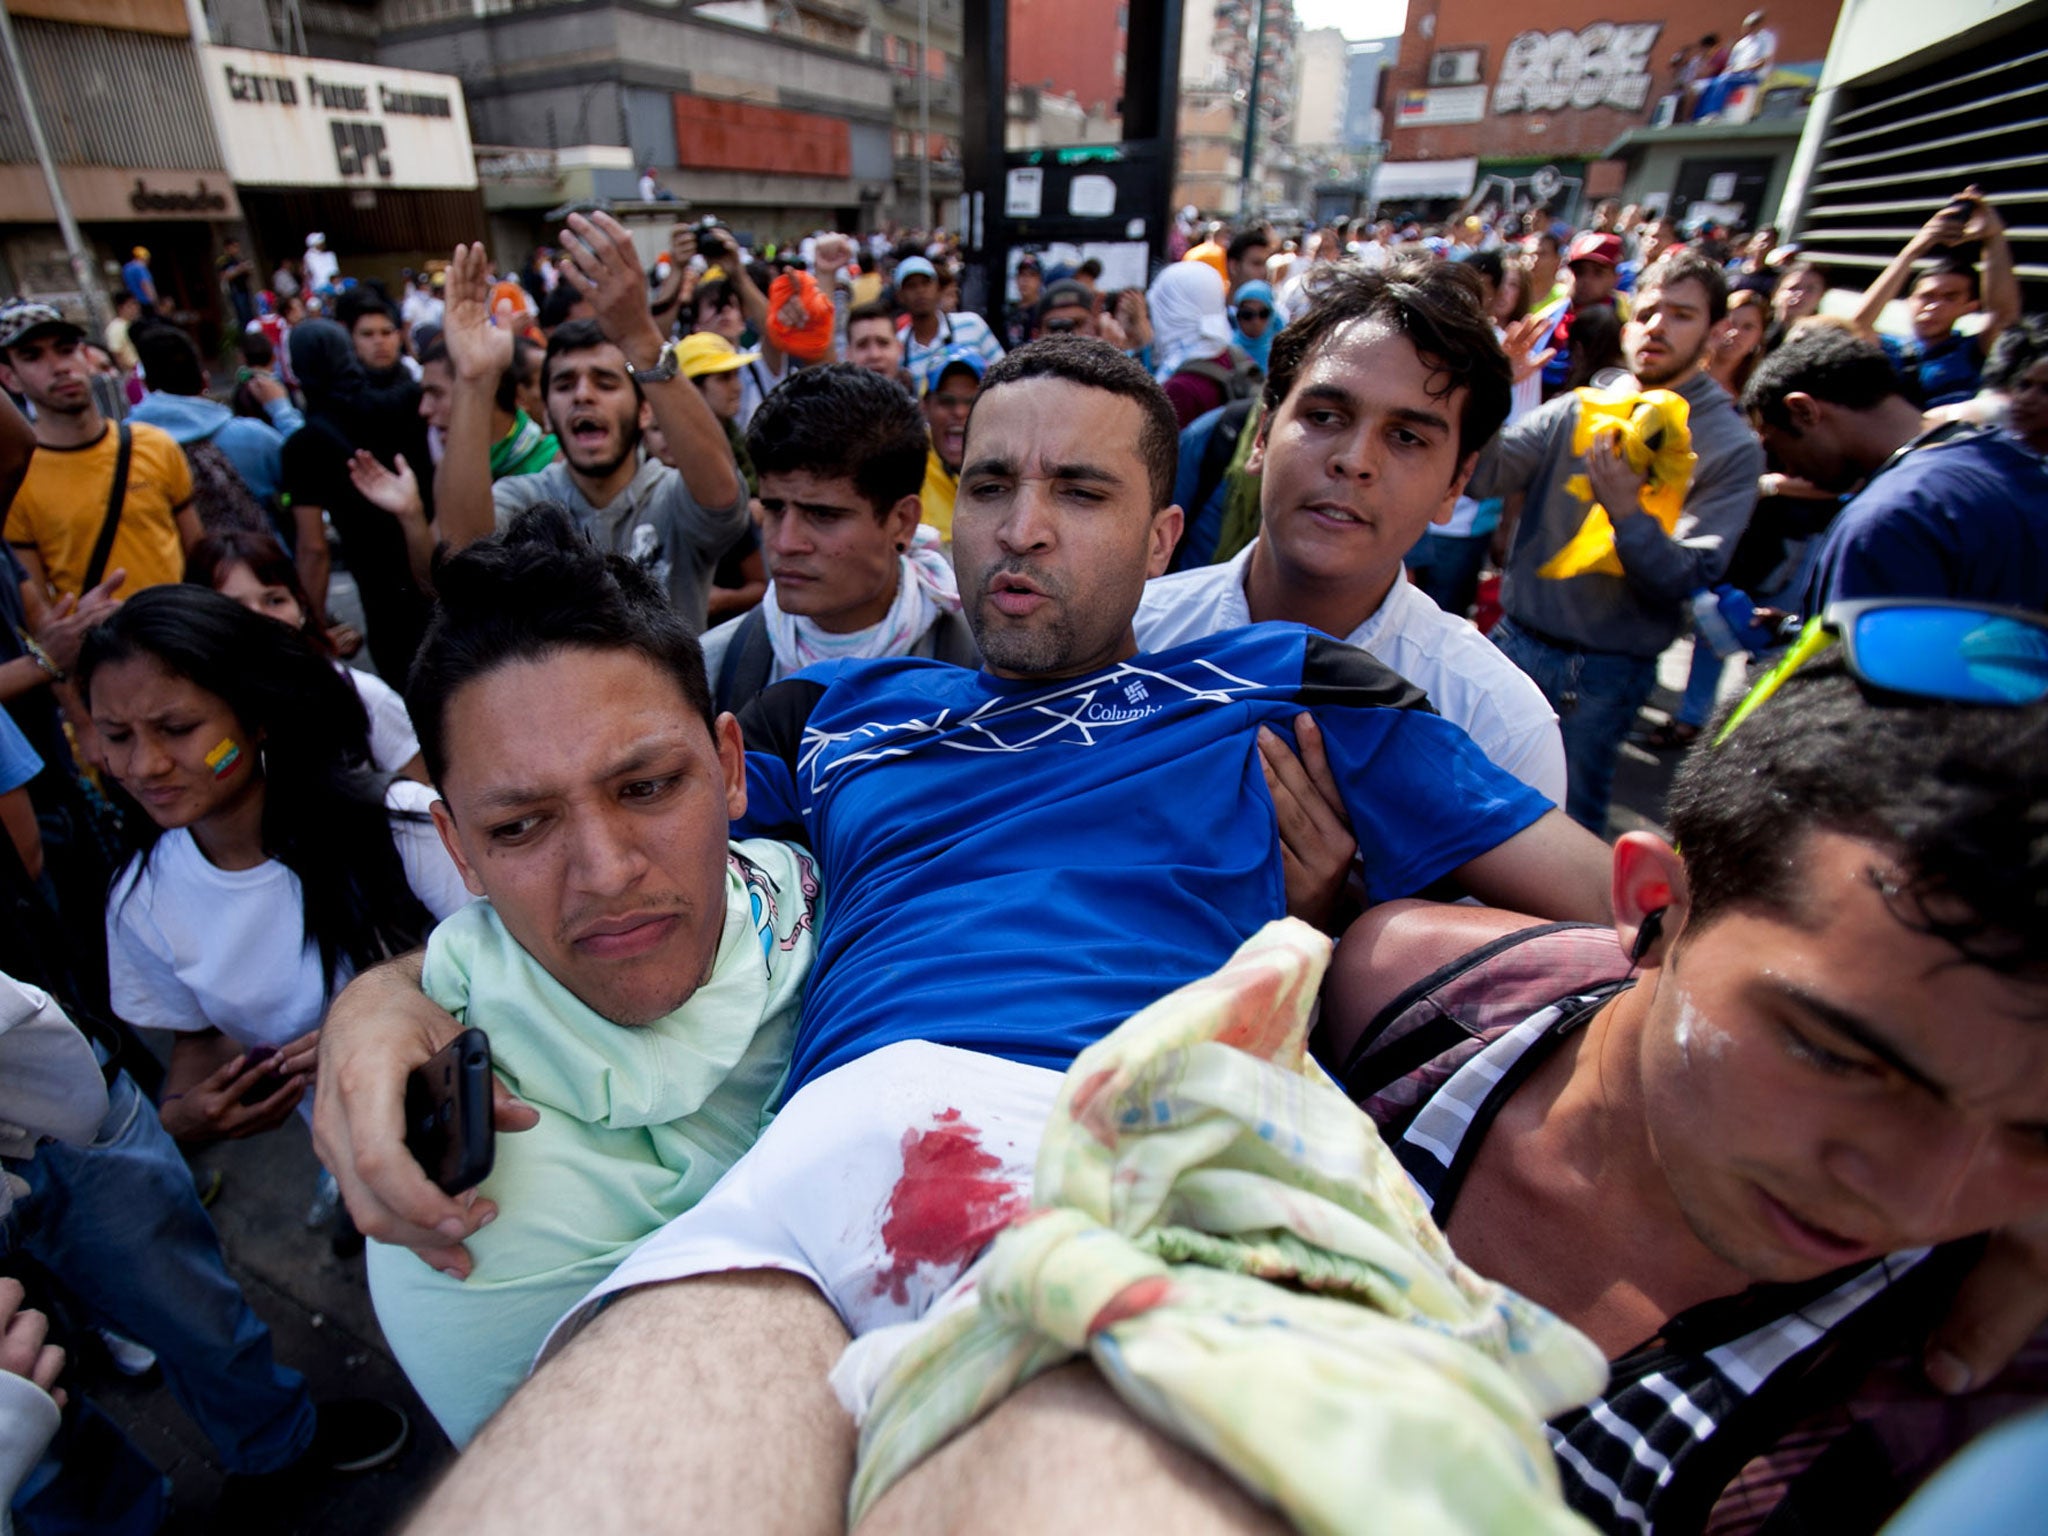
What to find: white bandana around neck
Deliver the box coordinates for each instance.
[760,524,962,674]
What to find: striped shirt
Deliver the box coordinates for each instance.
[898,310,1005,393]
[1343,923,1945,1535]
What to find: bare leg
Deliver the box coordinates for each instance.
[858,1362,1287,1534]
[406,1270,854,1536]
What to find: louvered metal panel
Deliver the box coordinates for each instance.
[1795,18,2048,298]
[0,20,223,170]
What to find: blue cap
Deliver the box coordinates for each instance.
[895,256,939,283]
[926,347,986,391]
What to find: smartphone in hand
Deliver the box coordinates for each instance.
[404,1028,495,1196]
[236,1044,289,1107]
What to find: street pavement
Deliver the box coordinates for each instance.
[76,614,1736,1533]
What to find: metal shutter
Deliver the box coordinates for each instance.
[1795,13,2048,306]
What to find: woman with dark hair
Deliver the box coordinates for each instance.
[280,318,436,683]
[1562,303,1627,391]
[186,529,428,781]
[82,586,469,1148]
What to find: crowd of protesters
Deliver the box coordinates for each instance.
[0,170,2040,1536]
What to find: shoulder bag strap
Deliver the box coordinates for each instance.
[82,423,133,593]
[715,609,776,714]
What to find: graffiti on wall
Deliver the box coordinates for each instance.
[1492,23,1664,114]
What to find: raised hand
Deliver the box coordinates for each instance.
[1116,289,1153,351]
[35,568,124,673]
[560,210,667,367]
[443,241,514,384]
[1501,313,1558,386]
[349,450,425,523]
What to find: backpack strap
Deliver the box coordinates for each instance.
[1338,922,1630,1105]
[1175,398,1258,567]
[714,608,777,715]
[82,423,133,593]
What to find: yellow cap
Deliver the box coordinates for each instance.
[672,330,760,379]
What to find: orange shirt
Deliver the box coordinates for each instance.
[4,421,193,599]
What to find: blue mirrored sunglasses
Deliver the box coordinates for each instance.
[1715,599,2048,746]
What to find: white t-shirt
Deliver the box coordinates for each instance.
[1728,28,1776,73]
[1133,543,1568,806]
[107,780,471,1056]
[304,247,339,290]
[401,290,444,331]
[342,665,423,776]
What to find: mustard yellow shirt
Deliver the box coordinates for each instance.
[920,445,958,542]
[5,422,192,599]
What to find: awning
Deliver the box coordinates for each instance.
[1372,157,1479,202]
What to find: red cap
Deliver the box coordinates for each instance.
[1566,232,1623,268]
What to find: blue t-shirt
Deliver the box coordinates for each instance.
[0,710,43,796]
[1881,331,1983,410]
[733,624,1552,1093]
[1803,427,2048,614]
[121,259,152,305]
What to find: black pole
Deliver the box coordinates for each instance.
[1237,0,1267,219]
[959,1,1008,325]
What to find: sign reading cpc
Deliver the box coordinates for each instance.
[200,45,477,191]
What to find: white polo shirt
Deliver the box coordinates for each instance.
[1134,541,1568,806]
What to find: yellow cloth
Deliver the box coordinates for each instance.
[919,445,958,542]
[1536,386,1697,580]
[836,919,1606,1535]
[4,422,192,599]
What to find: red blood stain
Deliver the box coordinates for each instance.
[873,1113,1029,1304]
[1086,1275,1173,1335]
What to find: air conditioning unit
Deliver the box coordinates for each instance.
[1428,50,1482,87]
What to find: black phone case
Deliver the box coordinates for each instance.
[403,1028,495,1196]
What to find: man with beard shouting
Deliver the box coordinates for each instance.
[434,213,745,633]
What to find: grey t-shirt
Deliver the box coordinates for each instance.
[1468,370,1764,659]
[493,452,748,634]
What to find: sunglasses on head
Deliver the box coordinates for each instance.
[1714,599,2048,747]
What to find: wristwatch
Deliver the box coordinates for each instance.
[626,344,680,385]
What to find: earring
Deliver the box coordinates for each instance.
[896,541,907,552]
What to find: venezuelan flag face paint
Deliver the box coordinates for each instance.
[206,738,244,779]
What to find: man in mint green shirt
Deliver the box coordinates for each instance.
[364,504,816,1446]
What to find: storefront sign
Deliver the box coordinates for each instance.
[200,45,477,190]
[128,177,233,215]
[1397,87,1488,126]
[1492,23,1663,115]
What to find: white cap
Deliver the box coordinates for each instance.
[307,232,326,247]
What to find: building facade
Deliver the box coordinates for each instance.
[1781,0,2047,307]
[1010,0,1127,123]
[1175,0,1298,217]
[864,0,965,232]
[1380,0,1839,218]
[197,42,480,296]
[0,0,241,339]
[366,0,894,255]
